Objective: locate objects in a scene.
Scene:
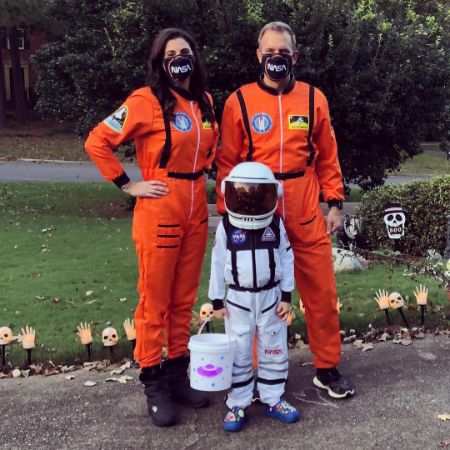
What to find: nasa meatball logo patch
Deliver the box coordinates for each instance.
[231,229,247,245]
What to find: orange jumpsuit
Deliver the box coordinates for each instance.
[85,86,218,368]
[217,77,343,368]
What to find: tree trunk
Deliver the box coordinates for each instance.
[8,26,27,125]
[0,48,6,128]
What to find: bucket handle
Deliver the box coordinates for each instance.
[197,314,232,346]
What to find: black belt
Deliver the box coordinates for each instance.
[273,171,305,180]
[228,281,279,293]
[167,170,205,180]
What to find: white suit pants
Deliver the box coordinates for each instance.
[225,286,288,409]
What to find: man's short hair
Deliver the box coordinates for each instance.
[258,21,297,50]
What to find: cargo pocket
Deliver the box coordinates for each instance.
[231,323,251,353]
[262,322,283,348]
[155,221,182,250]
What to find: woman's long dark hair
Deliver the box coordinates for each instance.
[147,28,215,124]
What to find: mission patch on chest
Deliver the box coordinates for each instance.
[288,115,309,130]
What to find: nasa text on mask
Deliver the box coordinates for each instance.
[165,55,194,82]
[262,53,293,81]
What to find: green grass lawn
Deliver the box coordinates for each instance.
[0,182,448,366]
[398,153,449,175]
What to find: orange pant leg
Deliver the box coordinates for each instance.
[282,172,341,368]
[292,238,341,368]
[166,218,208,359]
[133,232,182,368]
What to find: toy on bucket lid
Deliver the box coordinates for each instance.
[188,318,237,392]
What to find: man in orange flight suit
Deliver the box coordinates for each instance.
[85,53,218,425]
[217,21,354,398]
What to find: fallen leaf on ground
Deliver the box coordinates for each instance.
[65,375,75,380]
[438,414,450,421]
[353,340,363,348]
[105,375,133,384]
[85,291,93,297]
[295,339,309,350]
[84,381,96,387]
[378,332,390,342]
[361,343,374,352]
[86,299,97,305]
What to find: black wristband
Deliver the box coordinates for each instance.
[113,172,131,190]
[281,291,291,303]
[212,299,225,310]
[328,199,343,210]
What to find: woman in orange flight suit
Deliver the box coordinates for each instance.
[85,28,218,427]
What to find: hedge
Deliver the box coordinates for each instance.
[357,176,450,256]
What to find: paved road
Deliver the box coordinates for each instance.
[0,160,436,184]
[1,335,449,449]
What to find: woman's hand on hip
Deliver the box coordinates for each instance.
[122,180,169,198]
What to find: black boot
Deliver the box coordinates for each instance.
[163,355,210,408]
[139,365,176,426]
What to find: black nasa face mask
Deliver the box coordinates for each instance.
[163,54,194,82]
[261,53,293,81]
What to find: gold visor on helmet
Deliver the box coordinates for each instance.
[224,181,278,217]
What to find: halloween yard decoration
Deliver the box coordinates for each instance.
[374,289,392,326]
[19,326,36,366]
[388,292,409,328]
[102,327,119,360]
[198,303,214,334]
[383,204,406,240]
[0,326,13,366]
[77,322,93,361]
[337,215,364,249]
[414,285,428,327]
[123,318,136,353]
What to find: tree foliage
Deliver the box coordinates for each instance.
[32,0,450,188]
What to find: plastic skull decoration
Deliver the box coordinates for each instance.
[388,292,405,309]
[102,327,119,347]
[199,303,214,322]
[383,204,406,239]
[0,326,13,345]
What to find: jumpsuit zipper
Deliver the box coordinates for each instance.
[251,231,257,289]
[278,94,286,219]
[189,100,201,220]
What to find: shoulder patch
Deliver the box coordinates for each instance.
[288,115,309,130]
[104,106,128,133]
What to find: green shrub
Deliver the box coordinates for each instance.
[357,176,450,256]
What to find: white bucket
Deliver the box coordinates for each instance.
[188,333,236,392]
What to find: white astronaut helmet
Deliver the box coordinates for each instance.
[221,162,282,230]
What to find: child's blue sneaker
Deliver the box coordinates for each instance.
[223,406,247,432]
[264,399,300,423]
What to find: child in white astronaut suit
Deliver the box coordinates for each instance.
[208,161,300,432]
